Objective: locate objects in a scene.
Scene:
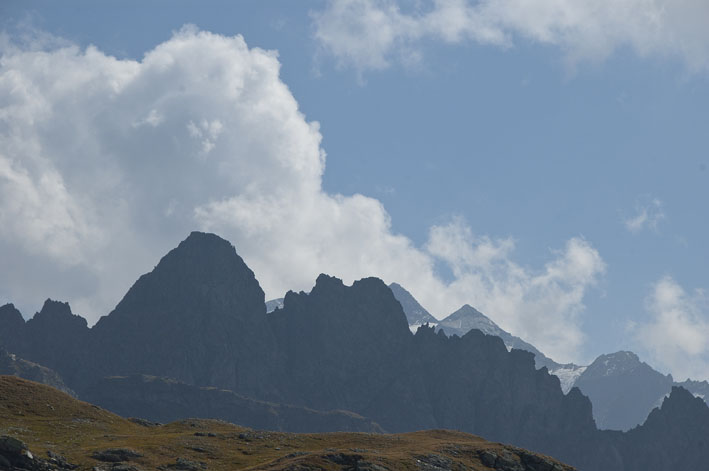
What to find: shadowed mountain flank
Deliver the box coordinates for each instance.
[267,274,436,431]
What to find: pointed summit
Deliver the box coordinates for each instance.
[92,232,276,395]
[388,283,438,331]
[437,304,502,338]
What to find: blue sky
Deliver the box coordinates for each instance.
[1,1,708,378]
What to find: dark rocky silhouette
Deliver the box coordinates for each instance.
[436,304,561,370]
[0,300,90,389]
[616,387,709,470]
[91,232,280,398]
[4,231,709,471]
[267,274,436,431]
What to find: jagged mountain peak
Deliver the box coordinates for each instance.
[442,304,503,335]
[29,299,87,329]
[97,232,266,326]
[643,386,709,423]
[284,275,410,333]
[437,304,507,338]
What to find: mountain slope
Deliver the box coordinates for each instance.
[573,351,673,431]
[617,386,709,470]
[0,376,576,471]
[7,232,709,471]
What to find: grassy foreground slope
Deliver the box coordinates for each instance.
[0,376,574,471]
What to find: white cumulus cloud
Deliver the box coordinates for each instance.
[634,276,709,381]
[312,0,709,74]
[0,27,603,362]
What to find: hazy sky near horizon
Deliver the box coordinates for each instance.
[1,1,708,379]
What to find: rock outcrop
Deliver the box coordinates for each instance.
[0,436,77,470]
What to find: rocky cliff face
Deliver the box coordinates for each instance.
[268,275,435,431]
[411,325,596,463]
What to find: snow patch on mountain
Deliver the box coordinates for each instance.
[550,365,588,394]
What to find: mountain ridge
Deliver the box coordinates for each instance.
[3,232,709,470]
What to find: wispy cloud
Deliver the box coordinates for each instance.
[633,276,709,381]
[624,197,665,233]
[312,0,709,75]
